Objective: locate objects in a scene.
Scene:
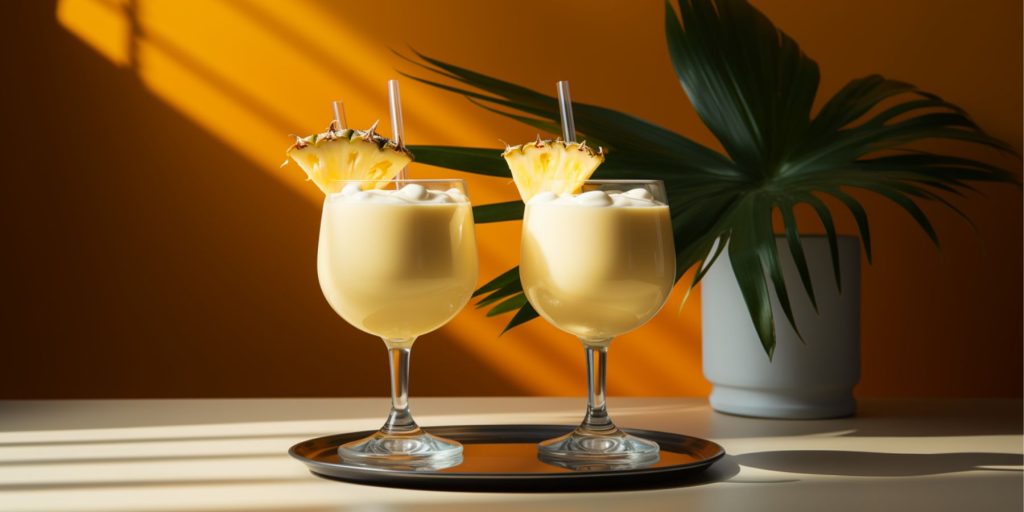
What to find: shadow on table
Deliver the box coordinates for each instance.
[734,450,1024,477]
[0,400,386,432]
[0,451,286,467]
[0,430,341,448]
[0,477,307,492]
[702,399,1024,439]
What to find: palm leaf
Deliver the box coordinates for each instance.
[726,199,777,357]
[799,192,843,292]
[472,201,523,224]
[828,188,875,264]
[473,267,519,297]
[400,50,736,172]
[666,0,820,174]
[779,199,818,312]
[487,294,528,317]
[400,0,1019,357]
[407,146,509,177]
[501,302,539,334]
[476,280,522,309]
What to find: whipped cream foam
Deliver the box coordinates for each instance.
[528,188,663,207]
[330,183,468,204]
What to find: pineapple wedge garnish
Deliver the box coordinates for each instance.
[502,136,604,202]
[285,121,412,194]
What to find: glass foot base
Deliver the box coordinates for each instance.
[538,427,660,465]
[338,430,463,470]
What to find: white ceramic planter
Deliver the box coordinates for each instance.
[702,236,860,419]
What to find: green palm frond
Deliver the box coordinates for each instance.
[404,0,1019,358]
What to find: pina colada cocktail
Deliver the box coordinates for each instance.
[521,189,674,341]
[520,182,674,463]
[286,117,476,468]
[503,131,675,464]
[317,181,476,465]
[319,183,477,341]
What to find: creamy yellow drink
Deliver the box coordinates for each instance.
[318,183,478,340]
[287,114,472,466]
[520,188,675,342]
[500,127,669,462]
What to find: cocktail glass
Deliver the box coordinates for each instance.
[317,179,478,468]
[520,179,675,464]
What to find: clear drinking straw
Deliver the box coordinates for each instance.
[388,79,408,181]
[557,80,577,143]
[332,100,348,130]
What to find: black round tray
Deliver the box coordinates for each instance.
[289,424,725,492]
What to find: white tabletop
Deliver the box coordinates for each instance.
[0,398,1020,511]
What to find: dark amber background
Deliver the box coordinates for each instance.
[2,0,1020,398]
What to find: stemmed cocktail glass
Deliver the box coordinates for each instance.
[318,179,478,468]
[520,179,675,465]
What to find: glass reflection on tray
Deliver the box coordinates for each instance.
[427,443,694,474]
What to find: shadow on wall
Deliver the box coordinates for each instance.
[0,1,524,398]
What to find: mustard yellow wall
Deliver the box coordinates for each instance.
[2,0,1020,398]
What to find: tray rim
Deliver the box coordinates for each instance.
[289,423,726,480]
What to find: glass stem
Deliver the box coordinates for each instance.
[579,339,615,434]
[382,338,419,435]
